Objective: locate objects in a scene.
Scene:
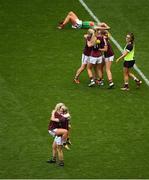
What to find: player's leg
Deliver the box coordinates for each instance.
[93,64,99,84]
[74,64,87,83]
[55,136,64,166]
[129,71,142,87]
[55,128,68,143]
[87,57,97,86]
[57,145,64,166]
[63,125,71,150]
[74,54,88,83]
[67,125,72,145]
[121,67,129,90]
[87,63,96,86]
[67,11,79,24]
[50,136,64,166]
[105,57,114,88]
[94,57,104,85]
[58,11,78,29]
[47,140,57,163]
[98,59,105,85]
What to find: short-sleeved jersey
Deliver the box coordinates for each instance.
[103,37,114,57]
[48,111,61,130]
[124,43,134,61]
[90,36,102,57]
[83,36,92,56]
[125,44,133,52]
[59,118,69,130]
[48,111,69,130]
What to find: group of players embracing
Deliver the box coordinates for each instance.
[74,24,115,89]
[58,11,114,88]
[58,11,142,90]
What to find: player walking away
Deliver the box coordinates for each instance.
[74,29,93,84]
[99,30,115,89]
[58,11,110,30]
[116,32,142,90]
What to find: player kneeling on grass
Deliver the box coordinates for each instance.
[116,32,142,91]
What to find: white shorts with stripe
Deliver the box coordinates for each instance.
[89,56,103,64]
[76,19,83,28]
[104,55,114,62]
[48,129,57,137]
[81,54,90,64]
[54,136,63,145]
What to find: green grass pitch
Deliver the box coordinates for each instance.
[0,0,149,178]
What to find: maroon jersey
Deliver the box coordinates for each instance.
[48,111,62,130]
[83,36,92,56]
[90,36,102,57]
[59,118,69,130]
[99,36,106,49]
[104,37,114,57]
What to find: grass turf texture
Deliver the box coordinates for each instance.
[0,0,149,178]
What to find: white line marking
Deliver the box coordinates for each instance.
[79,0,149,86]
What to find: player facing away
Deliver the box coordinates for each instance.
[99,30,115,89]
[74,29,93,84]
[116,32,142,90]
[58,11,110,30]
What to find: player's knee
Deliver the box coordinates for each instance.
[69,11,73,14]
[65,130,68,135]
[69,11,74,16]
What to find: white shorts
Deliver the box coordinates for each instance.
[81,54,90,64]
[48,129,57,137]
[104,55,114,62]
[54,136,63,145]
[75,19,83,28]
[89,56,103,64]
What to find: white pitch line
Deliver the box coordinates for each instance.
[79,0,149,86]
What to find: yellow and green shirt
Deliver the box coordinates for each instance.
[124,43,135,61]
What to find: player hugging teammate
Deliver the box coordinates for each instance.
[47,103,71,167]
[58,11,142,90]
[73,25,115,89]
